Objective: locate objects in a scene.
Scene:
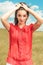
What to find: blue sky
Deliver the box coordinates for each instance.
[0,0,43,31]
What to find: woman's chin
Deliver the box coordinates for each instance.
[19,21,25,24]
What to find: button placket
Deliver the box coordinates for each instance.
[18,30,23,58]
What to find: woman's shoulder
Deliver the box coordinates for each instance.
[26,23,34,31]
[26,23,34,27]
[9,23,15,26]
[9,23,16,30]
[8,23,17,32]
[9,23,16,27]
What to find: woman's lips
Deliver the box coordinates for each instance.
[20,20,24,22]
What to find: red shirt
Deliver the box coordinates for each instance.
[6,23,34,65]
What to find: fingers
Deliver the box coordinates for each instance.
[20,3,29,8]
[15,3,21,8]
[14,2,29,11]
[20,2,26,6]
[19,3,23,6]
[14,3,21,10]
[15,2,26,8]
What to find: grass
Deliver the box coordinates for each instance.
[0,29,43,65]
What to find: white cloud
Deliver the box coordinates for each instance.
[0,1,14,12]
[0,1,18,17]
[36,10,43,17]
[30,5,39,10]
[30,5,43,17]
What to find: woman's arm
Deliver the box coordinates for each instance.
[27,8,43,31]
[1,3,21,31]
[1,9,15,31]
[22,3,43,31]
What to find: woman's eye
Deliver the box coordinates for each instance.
[18,14,27,17]
[23,15,26,17]
[18,15,21,17]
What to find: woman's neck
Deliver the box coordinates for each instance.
[18,23,26,28]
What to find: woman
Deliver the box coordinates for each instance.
[1,2,43,65]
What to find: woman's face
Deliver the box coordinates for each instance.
[17,9,28,24]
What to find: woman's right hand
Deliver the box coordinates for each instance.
[14,3,21,10]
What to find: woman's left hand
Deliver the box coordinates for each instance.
[21,3,29,11]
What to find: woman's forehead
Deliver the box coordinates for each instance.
[17,10,27,14]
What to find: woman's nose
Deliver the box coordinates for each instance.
[21,16,24,20]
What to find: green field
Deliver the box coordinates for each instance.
[0,29,43,65]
